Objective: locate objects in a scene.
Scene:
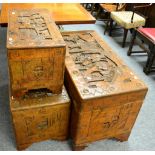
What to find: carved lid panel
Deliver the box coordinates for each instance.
[7,9,66,49]
[62,30,147,100]
[11,86,70,110]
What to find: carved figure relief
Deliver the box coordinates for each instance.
[33,65,44,79]
[18,13,52,40]
[24,109,66,138]
[79,102,134,140]
[63,33,118,86]
[22,57,54,81]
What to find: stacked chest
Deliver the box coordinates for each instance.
[62,30,148,150]
[7,9,66,97]
[7,9,70,151]
[10,86,70,150]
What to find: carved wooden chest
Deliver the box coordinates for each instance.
[7,9,66,97]
[62,30,148,150]
[10,86,70,150]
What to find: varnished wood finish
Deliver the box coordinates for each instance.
[7,9,66,97]
[128,28,155,74]
[100,3,117,12]
[62,30,148,150]
[10,86,70,150]
[0,3,96,25]
[100,3,126,12]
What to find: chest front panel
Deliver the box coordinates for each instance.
[10,86,70,146]
[12,104,69,145]
[8,48,65,96]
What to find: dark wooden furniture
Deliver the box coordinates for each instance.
[7,9,66,97]
[98,3,126,34]
[62,30,148,150]
[109,4,152,47]
[128,28,155,74]
[146,4,155,27]
[10,86,70,150]
[0,3,96,26]
[125,3,155,27]
[82,3,93,11]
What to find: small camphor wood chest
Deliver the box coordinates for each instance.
[62,30,148,150]
[7,9,66,97]
[10,86,70,150]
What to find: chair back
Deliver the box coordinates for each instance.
[116,3,127,11]
[131,3,153,23]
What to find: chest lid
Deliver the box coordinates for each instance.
[10,86,70,111]
[7,9,66,49]
[62,30,148,100]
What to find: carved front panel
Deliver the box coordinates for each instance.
[11,57,54,82]
[74,100,142,144]
[88,103,133,136]
[8,47,65,95]
[12,105,69,145]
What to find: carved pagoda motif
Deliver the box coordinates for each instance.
[63,32,118,85]
[18,13,52,40]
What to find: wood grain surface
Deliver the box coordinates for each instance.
[7,9,66,97]
[10,86,70,150]
[62,30,148,150]
[0,3,96,25]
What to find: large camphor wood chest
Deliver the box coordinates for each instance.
[62,30,148,150]
[10,86,70,150]
[7,9,66,97]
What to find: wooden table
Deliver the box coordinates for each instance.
[0,3,96,26]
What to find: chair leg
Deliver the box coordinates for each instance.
[104,13,110,35]
[104,20,110,35]
[143,46,155,74]
[109,19,113,36]
[127,29,137,56]
[91,3,95,15]
[85,3,91,11]
[122,29,128,48]
[96,5,102,19]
